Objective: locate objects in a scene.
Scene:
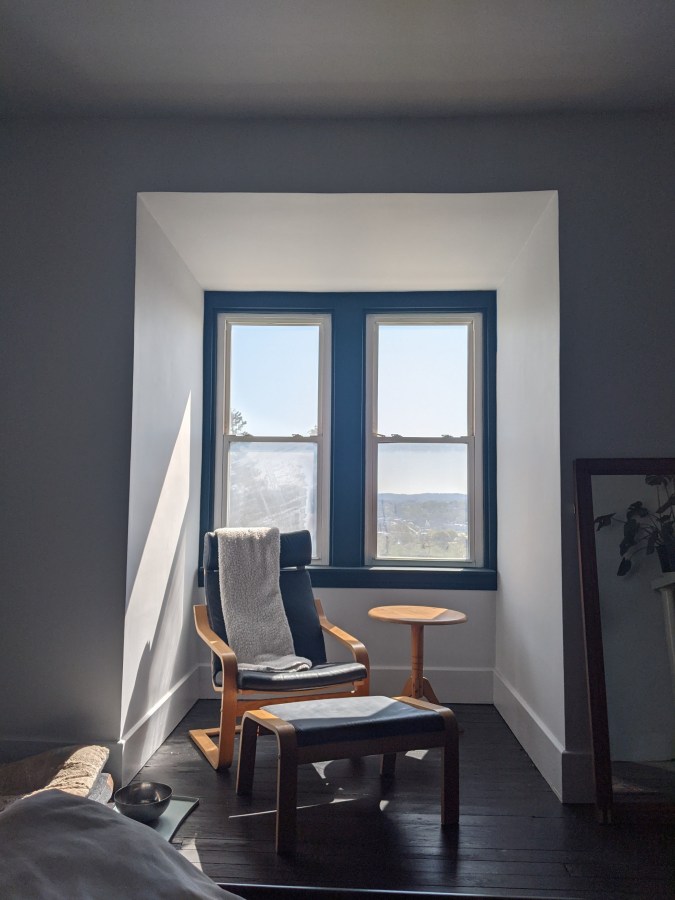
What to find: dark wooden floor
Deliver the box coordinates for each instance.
[138,701,675,899]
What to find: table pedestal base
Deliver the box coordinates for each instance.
[401,674,439,704]
[398,623,440,702]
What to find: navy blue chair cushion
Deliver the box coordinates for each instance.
[260,696,445,747]
[279,529,312,568]
[277,569,326,664]
[213,661,368,690]
[203,530,328,682]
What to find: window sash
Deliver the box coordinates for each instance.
[214,313,331,564]
[364,313,484,567]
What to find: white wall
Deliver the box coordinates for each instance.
[142,191,561,787]
[493,196,568,798]
[120,200,204,782]
[319,587,495,702]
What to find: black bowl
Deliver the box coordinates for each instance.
[114,781,172,823]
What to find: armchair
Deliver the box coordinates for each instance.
[189,530,370,769]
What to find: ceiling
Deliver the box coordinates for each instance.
[1,0,674,118]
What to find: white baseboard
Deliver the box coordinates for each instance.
[493,669,565,800]
[195,662,595,802]
[370,666,494,703]
[118,665,201,785]
[197,663,493,704]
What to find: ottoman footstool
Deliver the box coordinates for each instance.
[236,695,459,853]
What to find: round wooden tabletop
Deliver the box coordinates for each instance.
[368,604,467,625]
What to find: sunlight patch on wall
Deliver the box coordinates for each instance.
[121,395,192,731]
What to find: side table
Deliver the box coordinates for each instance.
[368,605,467,702]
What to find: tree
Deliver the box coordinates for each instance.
[230,409,248,436]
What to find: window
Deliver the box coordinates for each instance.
[201,292,496,589]
[213,314,331,563]
[365,314,483,567]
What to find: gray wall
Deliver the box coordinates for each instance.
[1,112,674,759]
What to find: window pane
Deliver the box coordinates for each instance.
[377,324,468,437]
[227,442,318,549]
[376,443,468,560]
[229,325,319,436]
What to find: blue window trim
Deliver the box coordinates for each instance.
[200,291,497,590]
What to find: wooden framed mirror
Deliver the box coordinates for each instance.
[574,458,675,823]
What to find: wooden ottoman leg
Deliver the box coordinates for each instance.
[274,723,299,854]
[440,708,460,826]
[236,714,259,795]
[381,752,397,779]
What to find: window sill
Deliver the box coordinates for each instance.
[308,566,497,591]
[198,565,496,590]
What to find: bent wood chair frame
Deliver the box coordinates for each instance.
[189,600,370,769]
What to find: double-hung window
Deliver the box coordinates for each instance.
[365,314,483,567]
[212,314,331,563]
[202,291,496,589]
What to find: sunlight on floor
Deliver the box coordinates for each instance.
[405,748,430,760]
[229,796,359,820]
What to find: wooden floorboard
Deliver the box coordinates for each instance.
[137,701,675,898]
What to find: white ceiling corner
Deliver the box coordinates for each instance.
[140,191,557,290]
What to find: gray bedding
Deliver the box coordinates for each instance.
[0,790,240,899]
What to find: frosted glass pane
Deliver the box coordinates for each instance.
[377,324,468,437]
[376,443,468,560]
[229,325,319,436]
[227,443,318,549]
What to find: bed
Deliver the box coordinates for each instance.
[0,789,241,899]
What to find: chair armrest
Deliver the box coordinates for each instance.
[315,599,370,671]
[193,605,239,686]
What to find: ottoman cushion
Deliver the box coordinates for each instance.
[261,695,445,747]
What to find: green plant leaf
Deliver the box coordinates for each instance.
[620,518,641,554]
[656,495,675,514]
[624,518,639,538]
[645,474,669,486]
[617,557,632,576]
[594,513,614,530]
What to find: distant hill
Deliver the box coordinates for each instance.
[379,493,466,504]
[377,492,467,530]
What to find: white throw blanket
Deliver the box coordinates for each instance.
[216,527,311,672]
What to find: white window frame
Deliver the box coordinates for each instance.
[213,313,332,564]
[364,313,484,567]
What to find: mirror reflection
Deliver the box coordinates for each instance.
[591,472,675,811]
